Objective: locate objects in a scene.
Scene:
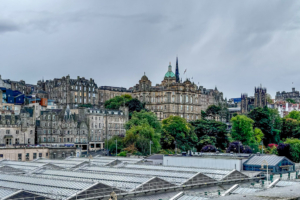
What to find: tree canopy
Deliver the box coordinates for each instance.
[248,107,280,145]
[104,94,132,110]
[161,116,198,151]
[190,119,228,150]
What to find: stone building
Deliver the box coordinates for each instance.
[275,87,300,103]
[241,86,267,113]
[0,108,35,146]
[76,107,129,150]
[37,105,128,151]
[98,86,132,108]
[131,58,225,121]
[36,107,88,148]
[38,75,98,108]
[0,75,11,89]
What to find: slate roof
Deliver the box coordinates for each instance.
[244,155,294,166]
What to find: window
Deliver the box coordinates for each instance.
[64,138,66,142]
[16,130,19,134]
[44,137,46,142]
[30,130,33,134]
[0,154,3,158]
[15,138,19,144]
[28,138,31,144]
[6,130,10,134]
[46,153,48,157]
[39,153,42,158]
[18,154,22,161]
[187,105,189,111]
[33,153,37,159]
[59,138,62,143]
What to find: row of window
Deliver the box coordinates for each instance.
[4,130,33,134]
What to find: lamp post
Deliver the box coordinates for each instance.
[262,160,269,186]
[174,141,177,155]
[149,140,153,155]
[116,139,117,158]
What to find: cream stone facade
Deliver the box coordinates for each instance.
[131,62,225,121]
[0,108,35,146]
[0,148,49,161]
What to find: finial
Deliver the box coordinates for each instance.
[144,72,145,76]
[169,62,171,65]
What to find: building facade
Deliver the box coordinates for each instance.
[98,86,132,108]
[0,108,35,146]
[241,86,267,113]
[36,106,128,151]
[76,107,129,150]
[275,87,300,103]
[131,59,225,121]
[38,75,98,108]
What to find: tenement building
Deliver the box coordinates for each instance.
[241,86,267,113]
[38,75,98,108]
[0,108,35,146]
[131,57,225,121]
[76,107,129,150]
[36,106,88,149]
[275,87,300,103]
[36,106,128,151]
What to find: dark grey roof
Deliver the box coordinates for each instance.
[146,154,163,160]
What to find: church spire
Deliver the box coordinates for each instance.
[175,56,180,83]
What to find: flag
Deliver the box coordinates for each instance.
[184,69,187,74]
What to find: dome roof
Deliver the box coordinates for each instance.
[165,71,176,78]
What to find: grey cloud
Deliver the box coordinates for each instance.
[0,20,20,33]
[0,0,300,98]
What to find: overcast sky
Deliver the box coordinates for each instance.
[1,0,300,98]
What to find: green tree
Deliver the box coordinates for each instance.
[281,118,300,139]
[161,116,198,151]
[104,94,132,110]
[286,98,296,104]
[124,110,161,155]
[124,123,161,154]
[190,119,228,150]
[127,98,146,114]
[231,115,255,145]
[284,138,300,162]
[106,136,124,154]
[206,105,221,120]
[125,110,161,133]
[286,110,300,120]
[248,107,279,145]
[254,128,264,144]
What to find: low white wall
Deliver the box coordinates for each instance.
[163,156,243,171]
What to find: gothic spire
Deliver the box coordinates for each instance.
[175,56,180,83]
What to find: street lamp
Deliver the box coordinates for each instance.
[116,139,118,158]
[149,140,153,155]
[262,160,269,186]
[174,141,177,155]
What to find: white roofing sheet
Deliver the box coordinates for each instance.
[0,164,37,172]
[35,169,151,184]
[80,166,189,184]
[95,157,143,162]
[244,155,286,166]
[0,187,18,199]
[0,174,92,198]
[178,195,208,200]
[232,187,263,194]
[0,174,91,190]
[83,166,195,178]
[276,181,300,187]
[1,160,45,167]
[122,164,232,175]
